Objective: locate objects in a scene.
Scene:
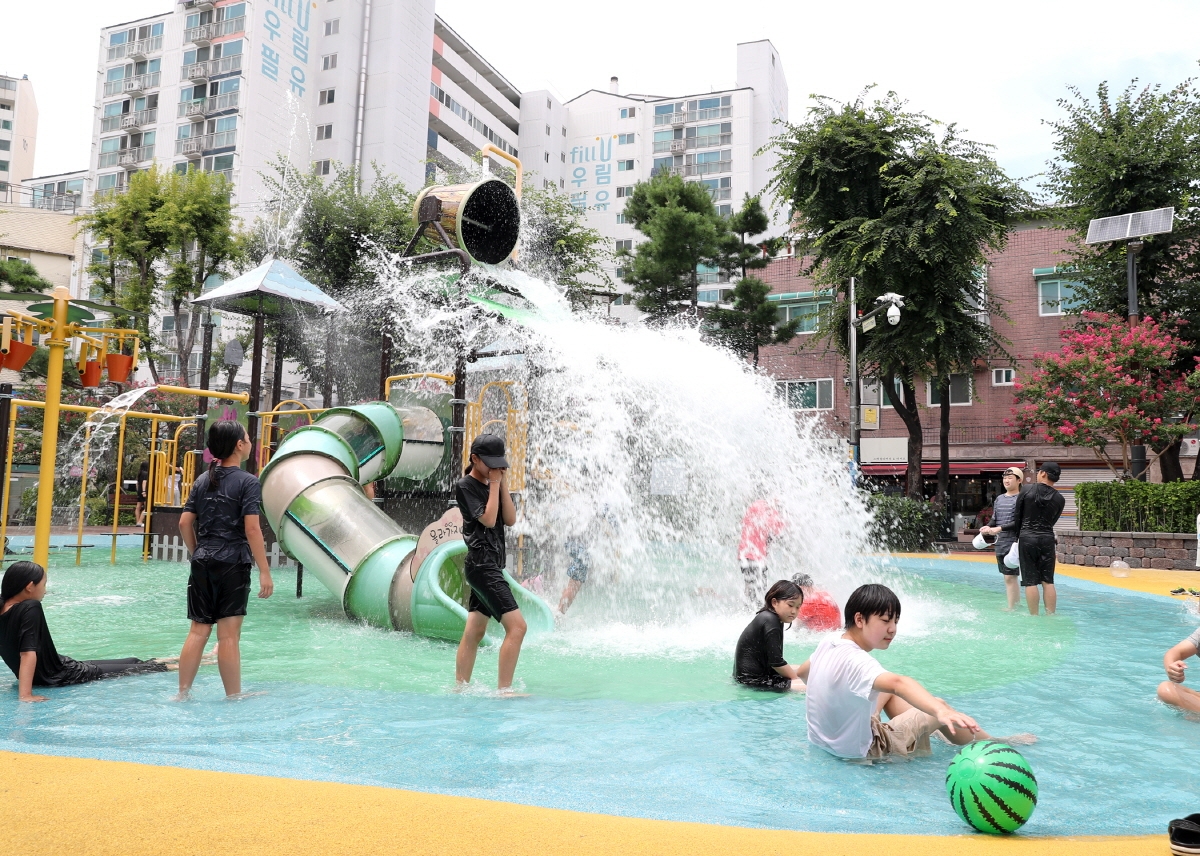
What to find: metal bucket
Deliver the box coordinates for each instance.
[411,178,520,265]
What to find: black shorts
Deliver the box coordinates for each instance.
[464,561,519,620]
[187,557,252,624]
[996,551,1019,576]
[1018,534,1056,587]
[735,673,792,692]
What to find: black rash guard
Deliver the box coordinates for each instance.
[1001,483,1065,538]
[734,610,791,689]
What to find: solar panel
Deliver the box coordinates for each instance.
[1085,207,1175,244]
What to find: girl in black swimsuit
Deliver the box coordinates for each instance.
[734,579,807,691]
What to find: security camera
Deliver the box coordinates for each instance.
[886,303,901,326]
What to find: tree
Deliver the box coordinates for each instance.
[621,172,726,321]
[519,183,613,309]
[725,194,773,279]
[1006,313,1198,477]
[1043,78,1200,479]
[767,92,1024,499]
[707,276,801,366]
[0,259,52,293]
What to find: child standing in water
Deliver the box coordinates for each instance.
[979,466,1024,609]
[454,435,526,693]
[733,579,807,691]
[176,421,273,699]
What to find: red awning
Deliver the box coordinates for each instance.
[859,461,1026,477]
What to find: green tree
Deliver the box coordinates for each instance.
[707,276,801,366]
[725,194,773,279]
[621,172,726,321]
[519,183,613,309]
[0,258,53,293]
[1043,78,1200,479]
[768,93,1023,499]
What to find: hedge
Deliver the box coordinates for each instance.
[1075,480,1200,533]
[865,494,944,552]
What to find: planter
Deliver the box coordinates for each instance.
[2,340,36,372]
[1056,530,1197,570]
[105,353,134,383]
[80,360,102,387]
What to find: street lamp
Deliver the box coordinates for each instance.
[847,278,905,471]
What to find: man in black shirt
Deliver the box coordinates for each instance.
[454,434,526,692]
[1000,462,1066,615]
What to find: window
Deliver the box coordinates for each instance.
[0,141,9,152]
[0,161,8,174]
[617,159,634,171]
[927,373,973,406]
[618,133,635,145]
[1038,278,1082,316]
[560,152,565,163]
[101,137,122,153]
[615,239,632,252]
[543,151,549,162]
[546,98,552,109]
[615,267,627,279]
[324,19,340,35]
[212,39,242,58]
[322,53,337,70]
[559,178,564,188]
[616,185,633,198]
[776,298,830,334]
[562,126,567,136]
[319,88,335,105]
[316,124,333,140]
[545,124,550,135]
[778,379,834,411]
[992,368,1015,386]
[864,377,905,408]
[619,107,636,119]
[717,204,732,217]
[0,120,9,131]
[314,159,331,175]
[615,212,627,224]
[96,173,120,190]
[652,156,674,173]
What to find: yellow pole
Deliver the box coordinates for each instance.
[75,424,91,566]
[110,412,128,565]
[32,286,71,569]
[0,404,17,556]
[154,385,248,403]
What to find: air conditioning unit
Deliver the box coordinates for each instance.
[1182,438,1199,457]
[181,138,204,156]
[120,114,139,129]
[185,63,208,81]
[123,78,143,93]
[118,150,139,167]
[669,140,685,153]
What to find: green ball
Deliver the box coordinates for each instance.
[945,741,1038,834]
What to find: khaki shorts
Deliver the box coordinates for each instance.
[867,708,941,758]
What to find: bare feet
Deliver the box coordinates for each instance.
[992,733,1037,745]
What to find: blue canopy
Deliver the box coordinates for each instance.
[190,258,344,317]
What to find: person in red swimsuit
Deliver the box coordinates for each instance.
[738,498,786,602]
[792,573,841,632]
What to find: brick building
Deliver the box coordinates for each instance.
[756,222,1170,532]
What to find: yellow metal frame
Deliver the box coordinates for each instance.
[255,401,329,471]
[463,380,527,492]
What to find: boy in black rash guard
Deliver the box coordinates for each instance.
[0,562,169,701]
[734,579,806,691]
[454,434,527,693]
[1000,462,1065,616]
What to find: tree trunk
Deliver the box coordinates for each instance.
[886,371,925,500]
[937,375,951,502]
[1159,438,1185,482]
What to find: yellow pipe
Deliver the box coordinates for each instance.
[154,385,248,403]
[15,399,190,422]
[0,404,17,555]
[110,412,129,565]
[32,287,71,568]
[75,424,91,566]
[480,145,522,199]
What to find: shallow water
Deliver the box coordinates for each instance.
[2,549,1196,835]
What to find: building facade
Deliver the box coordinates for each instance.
[0,74,38,187]
[757,224,1155,532]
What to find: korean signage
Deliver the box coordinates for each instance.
[568,136,615,212]
[260,0,313,97]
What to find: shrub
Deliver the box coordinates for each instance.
[865,493,945,552]
[1075,480,1200,533]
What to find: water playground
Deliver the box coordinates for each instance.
[2,154,1197,854]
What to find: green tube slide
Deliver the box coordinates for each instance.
[259,402,555,643]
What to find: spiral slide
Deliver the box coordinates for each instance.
[258,403,554,642]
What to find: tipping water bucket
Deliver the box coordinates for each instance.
[105,353,134,383]
[411,178,520,265]
[80,360,102,388]
[2,340,35,372]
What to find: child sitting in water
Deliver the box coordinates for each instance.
[0,562,172,702]
[1157,626,1200,714]
[796,583,1035,759]
[792,573,841,632]
[733,580,807,691]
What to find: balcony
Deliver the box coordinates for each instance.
[686,133,732,150]
[174,129,237,157]
[103,72,160,97]
[0,184,82,214]
[684,160,731,177]
[651,139,687,154]
[181,0,215,9]
[106,35,163,62]
[184,16,245,45]
[118,145,155,168]
[177,90,239,119]
[650,164,684,178]
[101,108,158,133]
[181,53,242,83]
[691,106,732,121]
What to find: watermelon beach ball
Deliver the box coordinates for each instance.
[945,740,1038,834]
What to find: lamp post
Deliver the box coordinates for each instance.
[847,280,905,474]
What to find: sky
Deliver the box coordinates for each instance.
[4,0,1199,187]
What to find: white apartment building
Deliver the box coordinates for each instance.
[0,74,38,187]
[517,40,789,319]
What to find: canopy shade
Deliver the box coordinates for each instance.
[190,258,344,317]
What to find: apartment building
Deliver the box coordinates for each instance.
[0,74,38,186]
[757,224,1150,532]
[518,40,788,320]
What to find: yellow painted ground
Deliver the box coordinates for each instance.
[0,751,1161,856]
[908,550,1200,599]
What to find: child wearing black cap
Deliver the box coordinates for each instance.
[454,434,527,692]
[998,461,1065,615]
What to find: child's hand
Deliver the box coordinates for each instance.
[937,707,980,737]
[19,694,48,702]
[258,569,274,599]
[1167,659,1187,683]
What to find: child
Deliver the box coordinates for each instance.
[791,573,841,632]
[1157,626,1200,713]
[733,579,807,691]
[0,562,169,701]
[797,583,1034,759]
[979,466,1025,609]
[997,462,1065,616]
[176,421,273,699]
[454,434,526,692]
[738,497,786,602]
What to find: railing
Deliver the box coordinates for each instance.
[181,53,242,82]
[93,184,128,200]
[101,108,157,132]
[0,184,82,213]
[652,139,688,154]
[705,187,731,201]
[184,15,244,44]
[650,165,684,177]
[174,129,236,156]
[696,271,731,285]
[687,133,732,150]
[654,112,688,126]
[685,160,731,177]
[103,72,160,97]
[919,425,1018,445]
[106,35,163,61]
[118,145,155,168]
[176,89,239,118]
[653,107,732,125]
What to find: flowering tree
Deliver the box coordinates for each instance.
[1007,313,1198,477]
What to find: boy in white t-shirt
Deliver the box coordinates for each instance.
[794,584,1035,759]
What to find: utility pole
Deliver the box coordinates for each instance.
[848,277,859,467]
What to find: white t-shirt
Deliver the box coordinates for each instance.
[805,637,887,758]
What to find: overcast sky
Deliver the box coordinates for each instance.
[4,0,1198,187]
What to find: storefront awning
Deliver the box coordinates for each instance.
[859,461,1026,477]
